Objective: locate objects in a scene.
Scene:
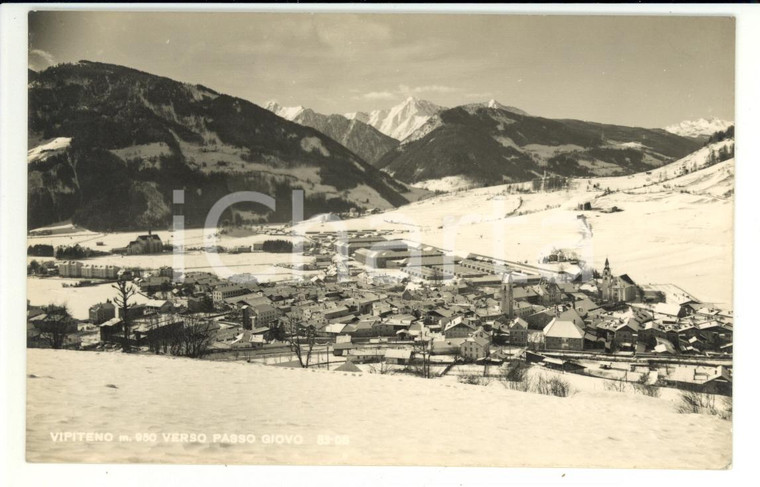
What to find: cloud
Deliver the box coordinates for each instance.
[358,91,396,101]
[351,82,463,105]
[399,84,458,95]
[29,49,55,71]
[355,84,460,102]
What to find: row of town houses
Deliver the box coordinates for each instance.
[69,254,731,360]
[31,226,732,364]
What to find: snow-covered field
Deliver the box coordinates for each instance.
[27,225,303,251]
[26,278,156,320]
[293,141,734,308]
[27,250,317,319]
[26,226,318,315]
[411,175,476,193]
[26,349,731,467]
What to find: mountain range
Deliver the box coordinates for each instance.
[27,61,408,231]
[664,117,734,139]
[264,101,398,164]
[372,104,703,190]
[345,97,445,141]
[27,61,720,230]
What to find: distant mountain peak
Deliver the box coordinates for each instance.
[664,118,733,138]
[263,100,398,163]
[469,99,529,116]
[264,100,305,121]
[346,97,445,141]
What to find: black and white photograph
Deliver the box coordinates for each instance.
[3,3,759,484]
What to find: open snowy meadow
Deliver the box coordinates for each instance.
[26,350,731,468]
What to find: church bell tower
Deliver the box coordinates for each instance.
[601,258,613,302]
[501,273,514,320]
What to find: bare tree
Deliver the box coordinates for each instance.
[145,314,163,354]
[527,331,545,352]
[38,304,75,349]
[412,334,432,379]
[286,318,316,368]
[152,315,215,358]
[181,315,216,358]
[112,278,137,353]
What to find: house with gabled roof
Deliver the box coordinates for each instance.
[460,336,490,361]
[443,319,475,339]
[334,360,362,373]
[512,300,538,318]
[508,317,529,346]
[654,336,678,355]
[384,348,413,365]
[524,309,555,332]
[612,318,640,349]
[543,318,584,351]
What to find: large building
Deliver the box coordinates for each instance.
[543,318,585,351]
[460,336,491,361]
[335,236,403,256]
[89,300,116,324]
[80,264,120,279]
[57,261,83,278]
[354,248,439,269]
[126,232,163,255]
[212,283,255,303]
[251,303,279,327]
[59,262,121,279]
[600,259,640,303]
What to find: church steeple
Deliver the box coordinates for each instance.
[501,273,514,320]
[603,258,612,278]
[601,257,614,302]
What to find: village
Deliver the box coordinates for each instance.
[26,224,734,397]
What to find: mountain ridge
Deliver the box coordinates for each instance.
[374,104,702,189]
[664,117,733,138]
[345,96,446,141]
[264,101,399,164]
[27,61,408,231]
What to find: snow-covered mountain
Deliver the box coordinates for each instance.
[345,97,446,141]
[263,101,306,121]
[664,118,733,138]
[264,101,399,164]
[374,103,701,189]
[480,99,528,116]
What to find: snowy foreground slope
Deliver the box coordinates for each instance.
[27,350,730,467]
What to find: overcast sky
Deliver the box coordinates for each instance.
[29,11,734,127]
